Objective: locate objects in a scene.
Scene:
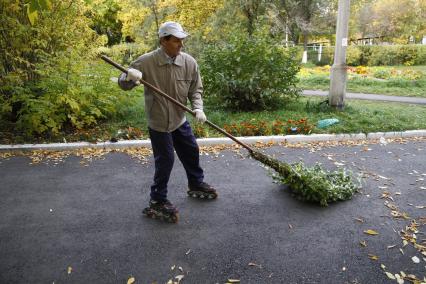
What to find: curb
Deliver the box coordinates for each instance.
[1,130,425,152]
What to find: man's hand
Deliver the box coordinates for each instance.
[194,109,207,124]
[126,68,142,85]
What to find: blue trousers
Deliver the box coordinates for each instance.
[149,121,204,201]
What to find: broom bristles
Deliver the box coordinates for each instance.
[250,150,360,206]
[250,150,292,177]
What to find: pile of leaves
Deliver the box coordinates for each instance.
[251,151,361,206]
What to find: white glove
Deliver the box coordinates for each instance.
[194,109,207,123]
[126,68,142,85]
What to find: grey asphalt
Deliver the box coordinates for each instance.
[302,90,426,105]
[1,139,425,283]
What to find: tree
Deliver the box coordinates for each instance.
[85,0,123,45]
[267,0,337,48]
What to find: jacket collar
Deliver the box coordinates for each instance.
[156,47,184,67]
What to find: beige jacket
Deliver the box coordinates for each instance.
[118,48,203,132]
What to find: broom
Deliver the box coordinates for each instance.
[101,55,360,206]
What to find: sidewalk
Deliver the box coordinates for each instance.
[303,90,426,105]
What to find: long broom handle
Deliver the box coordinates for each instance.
[101,55,254,153]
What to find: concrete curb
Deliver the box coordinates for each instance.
[1,130,425,152]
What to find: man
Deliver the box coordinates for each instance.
[118,21,217,222]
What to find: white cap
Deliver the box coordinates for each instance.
[158,21,189,39]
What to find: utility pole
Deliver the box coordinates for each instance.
[329,0,351,109]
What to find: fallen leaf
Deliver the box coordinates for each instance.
[368,254,379,260]
[415,205,425,209]
[67,266,72,274]
[288,223,293,229]
[359,241,367,247]
[185,249,191,255]
[355,218,364,223]
[403,240,408,247]
[412,256,420,263]
[399,248,404,255]
[387,245,396,249]
[385,272,396,280]
[175,275,184,282]
[127,277,135,284]
[227,280,240,283]
[364,229,379,235]
[395,274,404,284]
[171,265,176,271]
[378,175,390,180]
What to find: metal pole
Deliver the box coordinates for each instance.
[329,0,351,109]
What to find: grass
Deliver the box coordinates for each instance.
[2,96,424,144]
[298,65,426,98]
[1,62,425,144]
[203,97,426,136]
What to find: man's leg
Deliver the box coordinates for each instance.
[171,121,204,186]
[149,127,175,201]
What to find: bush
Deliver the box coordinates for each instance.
[200,34,301,111]
[10,51,133,136]
[0,0,128,136]
[302,44,426,66]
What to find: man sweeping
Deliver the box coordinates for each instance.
[118,21,217,222]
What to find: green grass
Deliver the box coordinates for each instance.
[1,62,425,144]
[1,96,425,144]
[298,65,426,98]
[202,97,426,136]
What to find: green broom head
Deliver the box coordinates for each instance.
[250,150,361,206]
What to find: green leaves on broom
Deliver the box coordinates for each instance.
[250,151,361,206]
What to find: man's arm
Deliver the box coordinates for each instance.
[117,58,143,90]
[188,65,203,111]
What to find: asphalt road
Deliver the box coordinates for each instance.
[1,138,425,284]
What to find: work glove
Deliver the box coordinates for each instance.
[193,109,207,124]
[126,68,142,85]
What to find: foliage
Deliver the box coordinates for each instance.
[200,32,300,111]
[302,45,426,66]
[0,0,124,136]
[95,42,151,65]
[251,151,361,206]
[369,0,425,43]
[85,0,123,46]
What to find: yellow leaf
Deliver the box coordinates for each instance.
[385,272,396,280]
[364,229,379,235]
[368,254,379,260]
[228,280,240,283]
[359,241,367,247]
[127,277,135,284]
[67,266,72,274]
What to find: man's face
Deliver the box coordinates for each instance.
[161,36,184,58]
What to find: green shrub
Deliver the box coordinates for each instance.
[10,51,131,136]
[346,46,362,66]
[368,45,426,66]
[200,34,301,111]
[305,44,426,66]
